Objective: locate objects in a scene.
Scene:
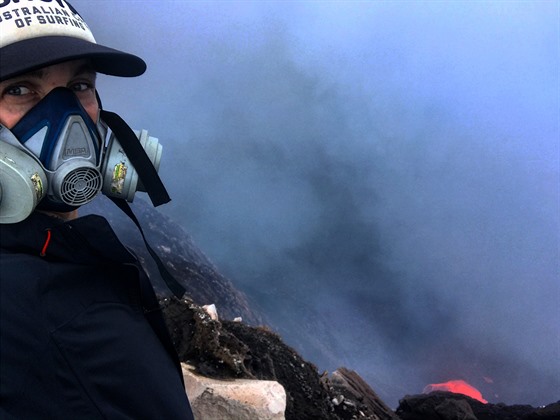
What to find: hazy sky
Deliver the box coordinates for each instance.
[74,0,559,407]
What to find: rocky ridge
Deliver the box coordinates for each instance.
[161,296,397,420]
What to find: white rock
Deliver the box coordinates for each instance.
[182,364,286,420]
[202,304,219,321]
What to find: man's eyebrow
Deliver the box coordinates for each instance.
[3,63,96,85]
[73,64,96,78]
[16,69,45,80]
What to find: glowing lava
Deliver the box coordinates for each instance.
[423,380,488,404]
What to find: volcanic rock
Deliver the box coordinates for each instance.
[160,297,335,418]
[182,364,286,419]
[322,367,400,420]
[160,297,404,420]
[396,391,560,420]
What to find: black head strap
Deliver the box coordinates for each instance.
[109,197,186,299]
[100,109,171,207]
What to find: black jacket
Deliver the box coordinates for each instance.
[0,212,194,419]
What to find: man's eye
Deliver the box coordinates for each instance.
[71,82,93,92]
[4,85,32,96]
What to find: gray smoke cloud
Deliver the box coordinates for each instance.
[74,0,558,407]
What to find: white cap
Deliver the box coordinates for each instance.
[0,0,146,81]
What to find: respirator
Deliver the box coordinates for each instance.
[0,88,166,224]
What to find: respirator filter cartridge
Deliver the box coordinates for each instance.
[101,129,162,202]
[0,141,48,224]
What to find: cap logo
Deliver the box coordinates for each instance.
[0,0,96,48]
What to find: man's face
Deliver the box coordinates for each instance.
[0,59,98,129]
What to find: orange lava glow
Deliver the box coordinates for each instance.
[423,380,488,404]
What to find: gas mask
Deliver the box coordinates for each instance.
[0,87,167,224]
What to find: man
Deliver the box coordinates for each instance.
[0,0,194,418]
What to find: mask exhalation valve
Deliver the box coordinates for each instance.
[54,162,103,206]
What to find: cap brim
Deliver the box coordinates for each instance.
[0,36,146,82]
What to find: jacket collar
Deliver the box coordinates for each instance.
[0,211,136,265]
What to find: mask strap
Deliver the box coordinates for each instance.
[109,196,186,299]
[100,110,171,207]
[95,89,103,110]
